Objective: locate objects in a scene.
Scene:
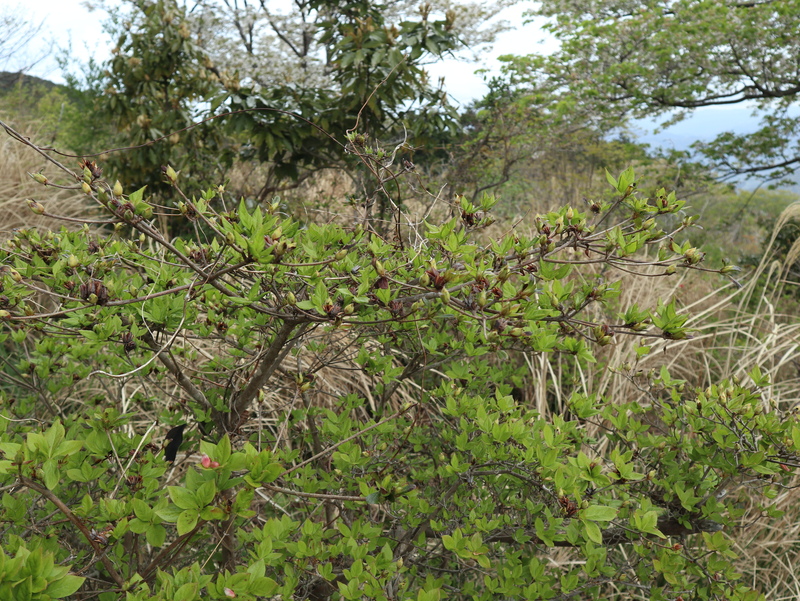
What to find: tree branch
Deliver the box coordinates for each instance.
[231,320,307,423]
[19,477,125,588]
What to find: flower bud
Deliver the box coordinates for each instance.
[30,172,48,185]
[683,247,703,265]
[82,181,92,195]
[497,265,510,282]
[27,199,44,215]
[0,310,10,318]
[286,292,296,305]
[165,165,178,184]
[440,288,450,304]
[344,303,354,315]
[68,255,80,268]
[113,180,123,197]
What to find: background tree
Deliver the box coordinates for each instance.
[438,56,715,216]
[0,4,47,73]
[526,0,800,183]
[76,0,476,222]
[189,0,518,90]
[87,0,232,201]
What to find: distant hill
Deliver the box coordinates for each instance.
[0,71,62,98]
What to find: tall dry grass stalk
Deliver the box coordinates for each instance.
[0,114,100,238]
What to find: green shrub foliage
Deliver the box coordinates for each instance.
[0,123,795,601]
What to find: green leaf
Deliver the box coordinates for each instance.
[131,498,153,522]
[173,582,199,601]
[43,574,85,599]
[582,505,618,522]
[176,509,199,535]
[168,486,199,510]
[249,576,278,596]
[195,481,217,507]
[581,519,603,544]
[605,169,618,190]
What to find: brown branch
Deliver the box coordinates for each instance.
[142,332,212,413]
[263,483,366,502]
[139,520,206,582]
[19,476,125,588]
[230,321,307,423]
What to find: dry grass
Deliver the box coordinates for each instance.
[0,113,100,238]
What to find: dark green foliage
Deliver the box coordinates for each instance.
[93,0,232,200]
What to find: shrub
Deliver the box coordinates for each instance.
[0,120,796,601]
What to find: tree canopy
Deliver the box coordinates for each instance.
[529,0,800,182]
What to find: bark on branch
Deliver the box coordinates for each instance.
[19,477,125,588]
